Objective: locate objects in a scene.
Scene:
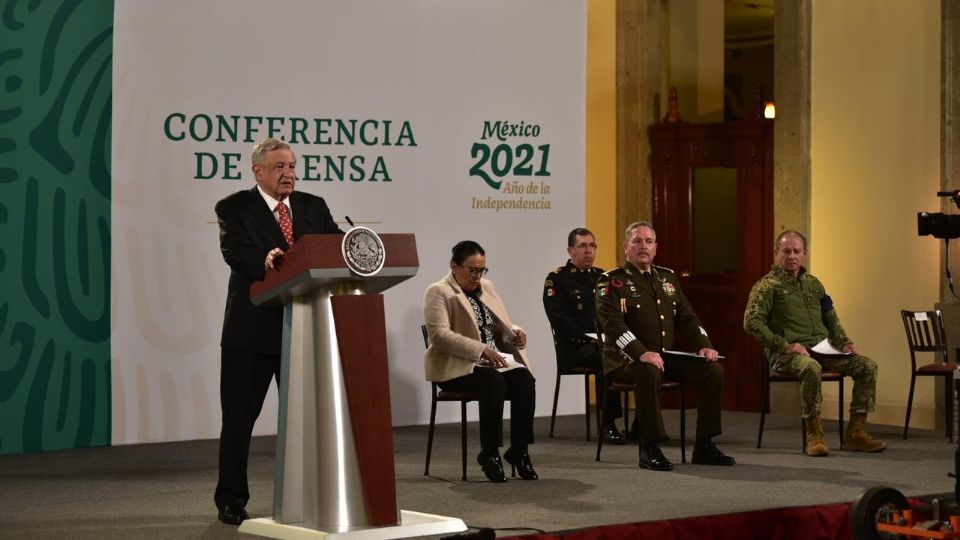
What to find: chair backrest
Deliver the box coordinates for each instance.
[900,309,947,367]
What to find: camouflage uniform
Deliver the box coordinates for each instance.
[743,265,877,418]
[595,261,724,445]
[543,260,621,423]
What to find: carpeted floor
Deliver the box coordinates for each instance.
[0,410,953,539]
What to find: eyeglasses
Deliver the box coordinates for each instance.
[456,265,489,278]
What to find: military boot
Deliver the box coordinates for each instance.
[843,412,886,452]
[804,417,829,457]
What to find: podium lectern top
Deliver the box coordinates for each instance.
[250,233,418,305]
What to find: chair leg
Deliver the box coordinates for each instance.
[594,373,603,440]
[635,389,643,467]
[903,374,917,440]
[550,372,561,438]
[460,402,468,482]
[584,373,592,441]
[838,378,845,450]
[946,373,954,441]
[757,379,770,449]
[801,417,807,453]
[679,387,687,464]
[594,388,607,461]
[623,392,631,440]
[423,392,437,476]
[424,396,438,476]
[595,385,620,461]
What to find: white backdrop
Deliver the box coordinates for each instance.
[111,0,586,445]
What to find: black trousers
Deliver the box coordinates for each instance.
[438,366,536,452]
[610,358,723,446]
[556,342,623,426]
[215,347,280,511]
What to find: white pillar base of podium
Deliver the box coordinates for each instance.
[238,510,467,540]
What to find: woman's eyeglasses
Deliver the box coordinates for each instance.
[457,265,489,278]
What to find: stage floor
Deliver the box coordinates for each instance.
[0,411,952,539]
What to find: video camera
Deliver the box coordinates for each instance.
[918,190,960,239]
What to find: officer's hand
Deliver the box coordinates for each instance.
[265,247,285,270]
[842,343,859,355]
[512,329,527,349]
[639,351,664,371]
[699,348,720,362]
[785,342,808,356]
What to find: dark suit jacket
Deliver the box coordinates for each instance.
[215,187,344,354]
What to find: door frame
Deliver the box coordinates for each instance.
[649,118,774,412]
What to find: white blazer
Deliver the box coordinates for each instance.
[422,272,531,382]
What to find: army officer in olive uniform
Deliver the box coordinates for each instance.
[595,220,734,471]
[544,228,624,444]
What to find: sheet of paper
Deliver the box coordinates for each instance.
[914,312,929,322]
[662,349,725,361]
[493,353,527,373]
[810,338,852,357]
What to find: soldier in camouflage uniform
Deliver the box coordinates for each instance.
[595,221,734,471]
[743,230,885,456]
[543,228,624,444]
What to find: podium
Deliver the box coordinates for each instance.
[238,230,466,540]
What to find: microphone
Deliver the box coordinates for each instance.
[937,191,959,198]
[345,216,356,227]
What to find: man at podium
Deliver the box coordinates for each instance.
[213,138,343,525]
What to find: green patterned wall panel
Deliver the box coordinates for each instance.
[0,0,112,454]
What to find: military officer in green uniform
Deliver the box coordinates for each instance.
[595,221,734,471]
[543,228,624,444]
[743,230,885,456]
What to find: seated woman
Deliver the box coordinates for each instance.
[422,240,538,483]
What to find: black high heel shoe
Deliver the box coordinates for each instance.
[503,447,538,480]
[476,451,507,483]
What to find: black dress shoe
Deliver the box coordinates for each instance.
[218,504,249,525]
[602,426,625,445]
[692,441,736,466]
[476,451,507,483]
[639,444,673,471]
[503,447,539,480]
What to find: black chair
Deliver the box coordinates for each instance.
[548,331,601,441]
[421,325,480,481]
[757,363,845,452]
[595,379,686,465]
[901,309,956,440]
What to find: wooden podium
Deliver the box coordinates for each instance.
[238,231,465,540]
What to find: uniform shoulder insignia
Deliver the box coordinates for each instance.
[653,265,675,274]
[555,266,566,273]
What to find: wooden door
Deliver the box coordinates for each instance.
[649,119,773,412]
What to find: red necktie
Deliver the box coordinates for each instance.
[277,202,294,247]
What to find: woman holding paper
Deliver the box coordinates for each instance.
[422,240,537,482]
